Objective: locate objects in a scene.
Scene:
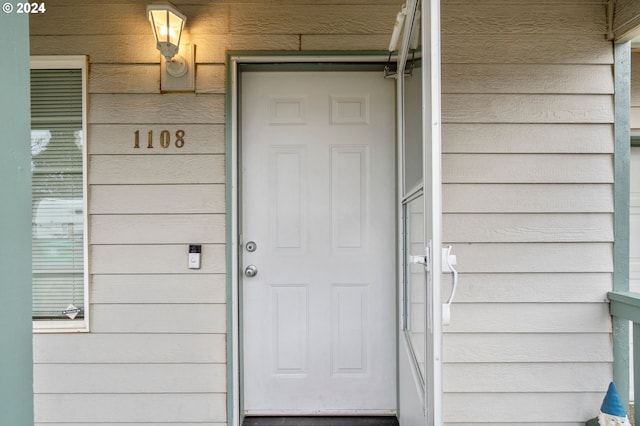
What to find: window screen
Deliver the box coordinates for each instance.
[30,68,85,320]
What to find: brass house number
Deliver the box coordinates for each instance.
[134,130,186,149]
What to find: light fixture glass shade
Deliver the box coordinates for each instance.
[147,2,186,62]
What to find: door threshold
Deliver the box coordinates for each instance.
[242,416,399,426]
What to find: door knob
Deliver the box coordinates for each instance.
[244,265,258,277]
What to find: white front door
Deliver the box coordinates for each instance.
[241,70,396,415]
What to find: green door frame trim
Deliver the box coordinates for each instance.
[613,41,632,409]
[225,51,397,426]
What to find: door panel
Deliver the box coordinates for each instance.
[241,71,395,415]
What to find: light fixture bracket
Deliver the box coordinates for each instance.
[160,44,195,92]
[165,54,188,77]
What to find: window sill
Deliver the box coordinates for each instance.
[33,319,89,334]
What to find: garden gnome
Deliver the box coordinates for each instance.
[586,382,631,426]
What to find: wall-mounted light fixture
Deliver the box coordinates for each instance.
[147,2,195,91]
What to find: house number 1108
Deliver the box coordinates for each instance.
[134,130,186,149]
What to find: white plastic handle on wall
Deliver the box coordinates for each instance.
[442,246,458,325]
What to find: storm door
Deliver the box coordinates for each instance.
[396,0,444,424]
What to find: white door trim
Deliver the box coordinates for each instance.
[228,54,394,426]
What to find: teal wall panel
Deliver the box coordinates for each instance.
[0,11,34,426]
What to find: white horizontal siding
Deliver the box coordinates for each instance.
[439,1,614,423]
[445,303,611,333]
[195,65,227,94]
[442,64,613,94]
[91,244,225,274]
[90,94,225,124]
[90,124,225,154]
[444,213,613,242]
[34,394,226,423]
[31,5,233,426]
[90,64,226,95]
[444,363,612,393]
[444,334,613,363]
[228,3,398,34]
[29,0,617,424]
[443,94,614,123]
[443,184,614,213]
[443,154,613,183]
[31,2,409,424]
[34,363,226,393]
[441,2,606,35]
[442,33,613,64]
[90,304,226,334]
[301,34,393,51]
[443,393,603,423]
[91,274,226,304]
[90,155,225,184]
[89,64,159,93]
[90,184,225,214]
[448,273,611,303]
[30,34,301,63]
[449,243,613,273]
[28,3,162,36]
[34,334,226,363]
[91,214,225,245]
[443,123,613,154]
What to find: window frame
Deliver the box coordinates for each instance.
[31,55,89,333]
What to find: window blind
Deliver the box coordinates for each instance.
[30,69,84,320]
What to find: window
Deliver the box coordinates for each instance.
[30,56,88,332]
